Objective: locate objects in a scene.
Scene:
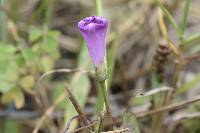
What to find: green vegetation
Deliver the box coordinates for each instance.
[1,0,200,133]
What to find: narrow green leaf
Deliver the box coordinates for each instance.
[40,56,54,72]
[156,0,182,36]
[180,0,191,35]
[107,39,118,89]
[2,88,25,108]
[13,88,25,109]
[132,96,150,106]
[132,86,172,106]
[20,75,35,94]
[29,26,43,43]
[177,73,200,95]
[181,32,200,45]
[0,60,19,82]
[0,43,16,60]
[52,84,67,109]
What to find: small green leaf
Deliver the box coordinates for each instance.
[20,75,35,94]
[0,60,19,82]
[23,48,37,61]
[40,56,54,72]
[1,90,13,104]
[13,89,25,109]
[29,26,43,43]
[0,81,15,93]
[132,96,150,106]
[132,87,172,106]
[0,43,16,60]
[2,88,25,108]
[45,31,60,59]
[122,111,141,133]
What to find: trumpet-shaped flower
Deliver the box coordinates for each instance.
[78,16,108,67]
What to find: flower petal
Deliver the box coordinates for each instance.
[78,16,108,67]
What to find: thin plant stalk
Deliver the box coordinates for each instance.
[65,85,89,128]
[44,0,54,26]
[180,0,191,36]
[118,59,129,107]
[0,0,7,41]
[150,6,185,132]
[95,69,112,118]
[95,0,111,117]
[95,0,103,16]
[151,47,183,133]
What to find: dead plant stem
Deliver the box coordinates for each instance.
[65,86,89,126]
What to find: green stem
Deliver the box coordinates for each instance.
[95,0,111,117]
[0,0,7,42]
[95,0,103,16]
[180,0,191,35]
[95,69,112,118]
[44,0,54,26]
[94,0,114,130]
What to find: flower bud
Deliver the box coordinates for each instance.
[78,16,108,67]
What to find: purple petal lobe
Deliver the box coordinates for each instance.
[78,16,108,67]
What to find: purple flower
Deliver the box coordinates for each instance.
[78,16,108,67]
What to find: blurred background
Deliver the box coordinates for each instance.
[1,0,200,133]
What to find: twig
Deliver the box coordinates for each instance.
[34,68,93,109]
[69,124,130,133]
[36,68,93,88]
[68,122,97,133]
[101,128,130,133]
[172,112,200,122]
[8,95,200,133]
[65,85,89,127]
[98,112,105,133]
[32,68,93,132]
[167,112,200,133]
[32,93,66,133]
[118,59,130,107]
[137,95,200,117]
[62,115,79,133]
[4,94,200,120]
